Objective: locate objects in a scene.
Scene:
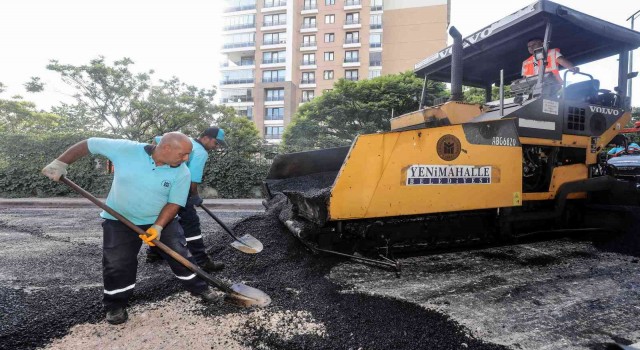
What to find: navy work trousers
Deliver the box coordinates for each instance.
[102,218,208,311]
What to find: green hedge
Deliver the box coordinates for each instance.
[0,132,272,198]
[0,132,114,197]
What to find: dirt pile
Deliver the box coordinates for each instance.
[198,196,509,350]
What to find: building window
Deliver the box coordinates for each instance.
[370,0,382,11]
[263,32,286,45]
[235,106,253,119]
[370,14,382,29]
[302,71,316,84]
[346,12,360,25]
[370,33,382,48]
[344,50,359,63]
[223,32,256,48]
[264,13,286,26]
[302,17,317,29]
[302,53,316,65]
[263,51,286,64]
[325,0,335,5]
[264,0,287,8]
[324,51,334,61]
[324,33,335,42]
[221,88,253,103]
[303,0,317,10]
[325,14,335,24]
[223,14,256,31]
[369,52,381,66]
[368,70,381,79]
[345,31,359,44]
[265,126,285,139]
[262,69,285,82]
[301,90,315,102]
[265,107,284,120]
[323,70,334,80]
[265,88,285,101]
[345,69,359,81]
[302,35,317,47]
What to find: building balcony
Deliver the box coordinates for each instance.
[344,57,359,63]
[261,20,287,31]
[301,79,316,84]
[264,114,284,121]
[220,61,255,70]
[262,77,286,83]
[300,23,318,33]
[344,0,362,10]
[265,96,284,101]
[224,4,257,12]
[343,38,361,48]
[370,5,383,12]
[221,42,256,53]
[343,19,361,29]
[300,79,316,88]
[220,78,255,85]
[301,59,316,65]
[369,61,382,67]
[260,39,287,49]
[265,134,283,139]
[345,76,358,81]
[370,23,382,30]
[300,42,318,51]
[221,96,253,103]
[300,96,315,103]
[223,23,256,31]
[261,58,286,64]
[370,42,382,48]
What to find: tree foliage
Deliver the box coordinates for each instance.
[45,57,228,141]
[282,71,448,152]
[0,96,64,133]
[463,85,511,104]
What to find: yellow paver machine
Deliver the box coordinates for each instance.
[264,0,640,266]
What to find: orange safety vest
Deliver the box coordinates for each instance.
[522,48,562,82]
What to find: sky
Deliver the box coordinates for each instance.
[0,0,638,109]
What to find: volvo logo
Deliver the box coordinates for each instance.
[589,106,620,116]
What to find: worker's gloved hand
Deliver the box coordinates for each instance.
[140,224,162,246]
[187,195,203,207]
[41,159,68,181]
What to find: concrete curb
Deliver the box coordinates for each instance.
[0,198,265,211]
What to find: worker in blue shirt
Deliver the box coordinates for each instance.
[41,132,218,325]
[146,126,227,273]
[608,142,640,157]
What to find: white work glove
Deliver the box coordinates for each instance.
[41,159,68,181]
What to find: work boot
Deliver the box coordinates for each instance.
[193,288,219,303]
[106,307,128,325]
[198,258,225,273]
[145,250,163,263]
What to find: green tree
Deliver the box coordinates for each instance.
[282,71,447,151]
[0,96,64,133]
[24,77,45,93]
[46,57,224,141]
[463,85,511,104]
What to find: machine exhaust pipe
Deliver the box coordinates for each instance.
[449,26,463,102]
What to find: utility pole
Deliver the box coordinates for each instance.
[627,10,640,104]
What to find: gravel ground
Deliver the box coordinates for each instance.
[1,198,640,349]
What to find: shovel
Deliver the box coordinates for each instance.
[60,176,271,308]
[197,204,263,254]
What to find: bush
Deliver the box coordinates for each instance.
[0,132,114,197]
[203,150,271,198]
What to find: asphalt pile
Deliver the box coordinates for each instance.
[198,194,509,350]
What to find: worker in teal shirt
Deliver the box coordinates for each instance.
[146,126,227,273]
[41,132,219,325]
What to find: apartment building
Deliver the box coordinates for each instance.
[220,0,449,141]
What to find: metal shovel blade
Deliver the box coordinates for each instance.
[231,234,264,254]
[224,283,272,307]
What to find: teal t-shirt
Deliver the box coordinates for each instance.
[88,138,191,225]
[154,136,208,183]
